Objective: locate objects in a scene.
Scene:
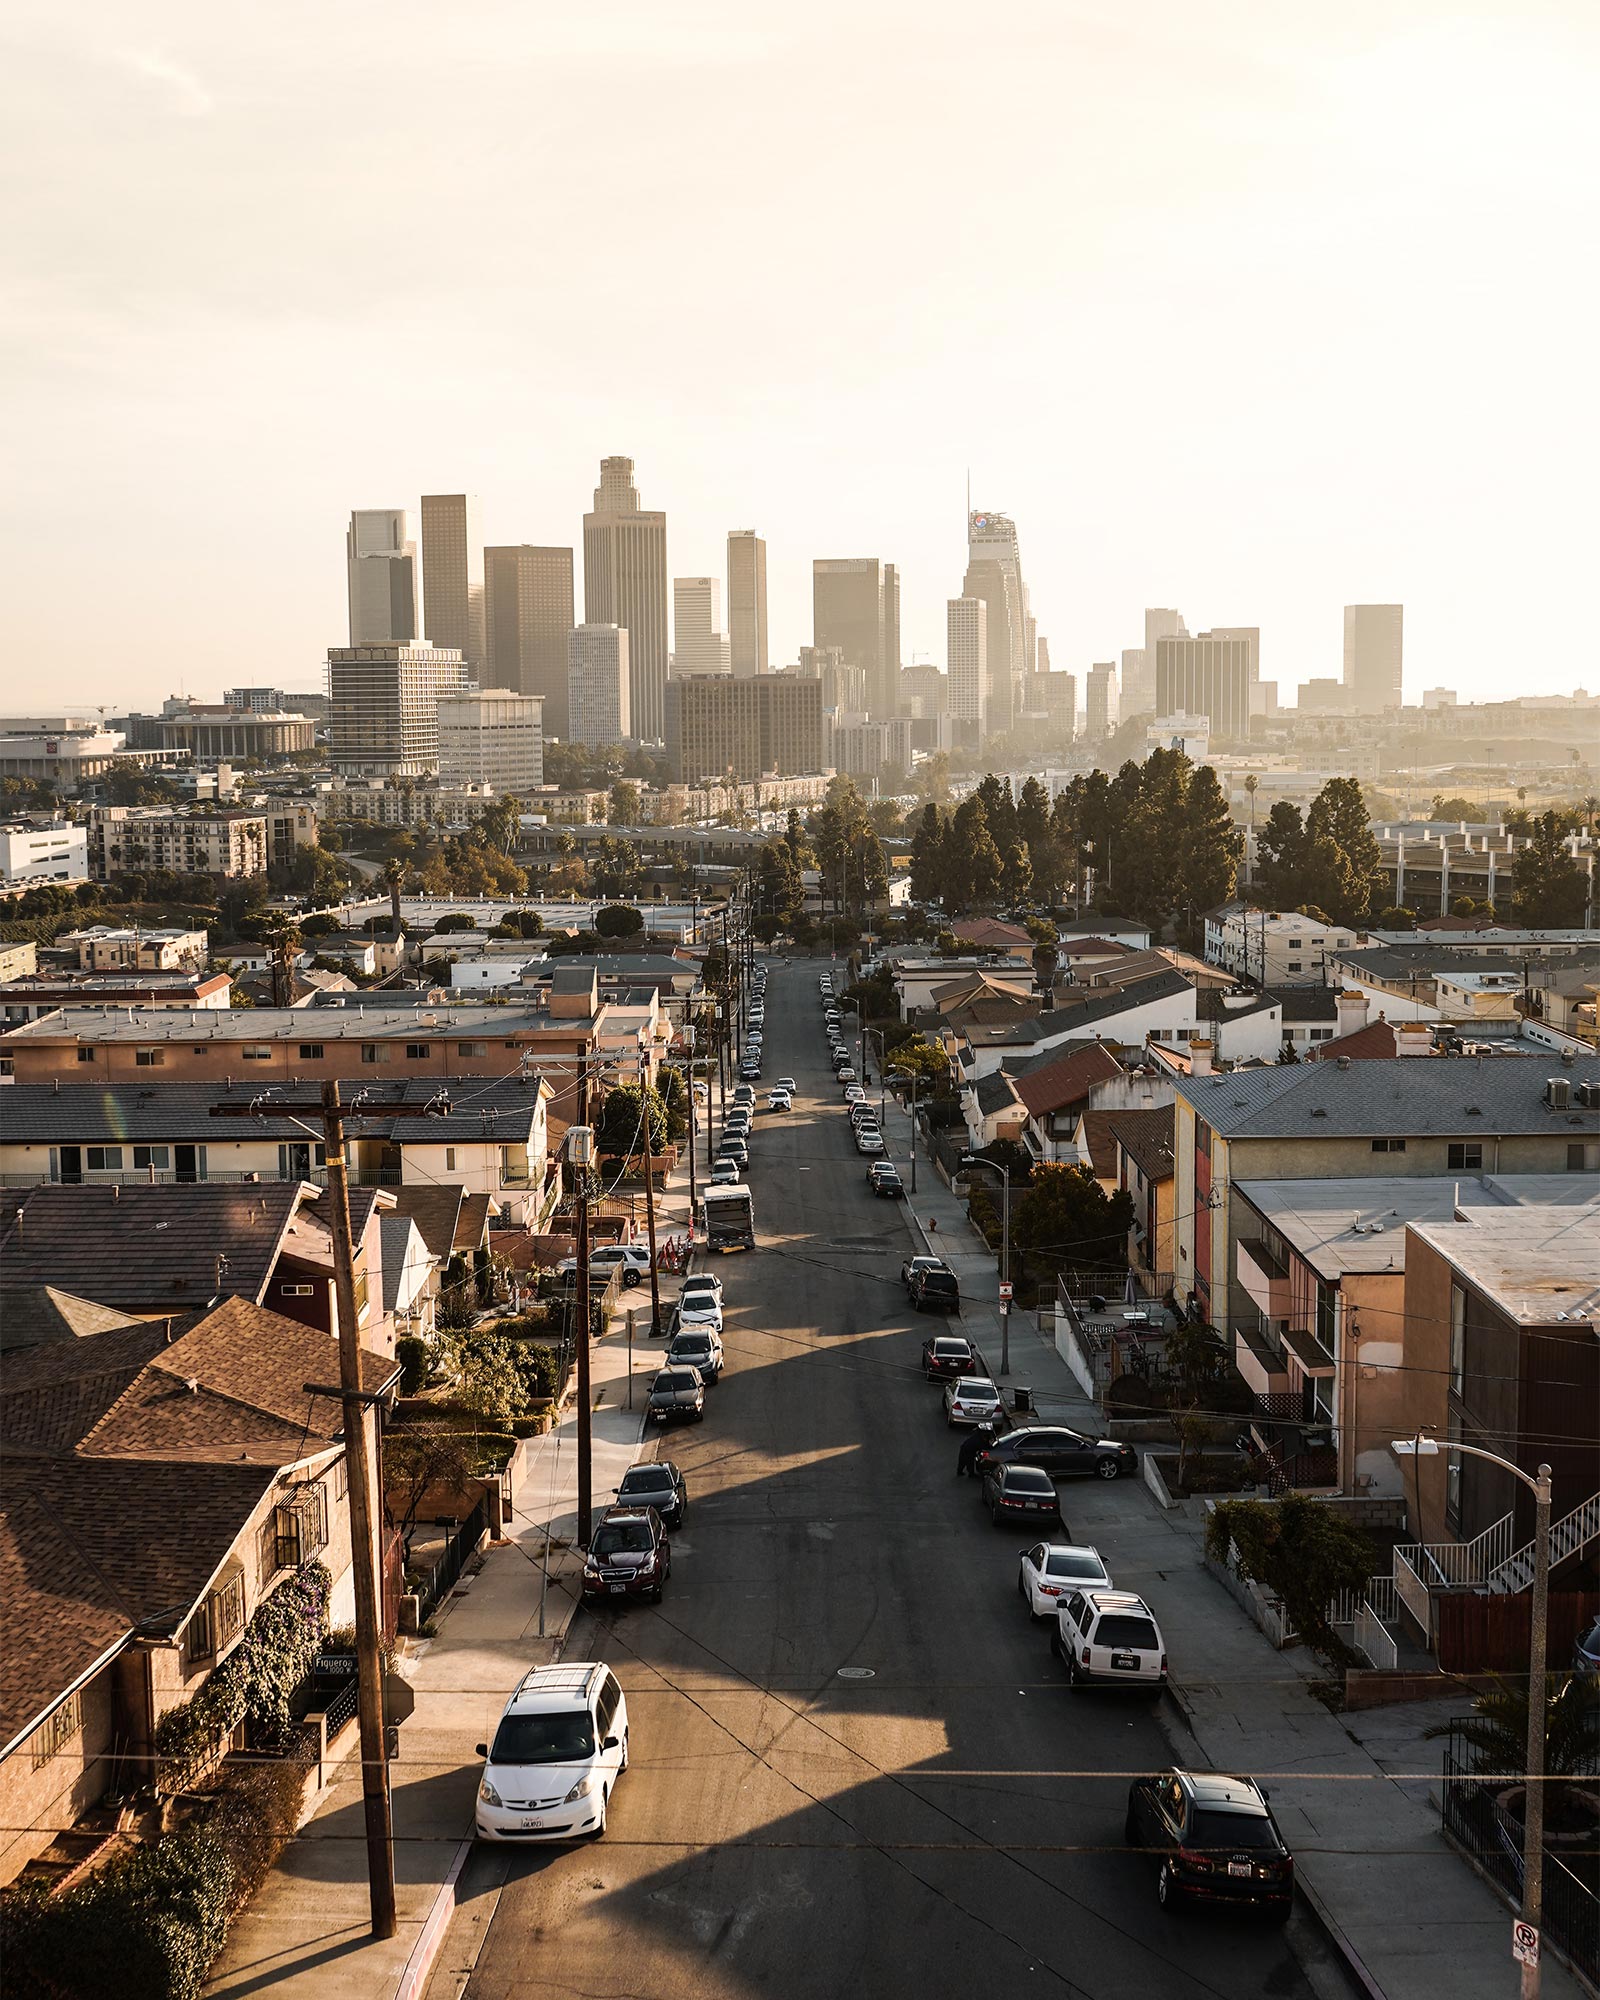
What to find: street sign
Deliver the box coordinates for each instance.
[998,1281,1013,1301]
[1512,1922,1539,1969]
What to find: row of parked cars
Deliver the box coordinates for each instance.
[818,975,912,1199]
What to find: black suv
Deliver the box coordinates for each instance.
[1125,1769,1294,1919]
[615,1460,687,1529]
[909,1266,961,1314]
[581,1506,672,1604]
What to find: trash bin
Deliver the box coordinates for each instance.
[1013,1385,1033,1413]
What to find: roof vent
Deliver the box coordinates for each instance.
[1336,1056,1351,1071]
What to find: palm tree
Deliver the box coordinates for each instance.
[1426,1672,1599,1828]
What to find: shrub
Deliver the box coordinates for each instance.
[396,1335,431,1395]
[154,1563,330,1772]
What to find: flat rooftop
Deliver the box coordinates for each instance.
[1408,1209,1600,1324]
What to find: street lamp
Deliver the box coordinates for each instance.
[959,1154,1011,1377]
[1392,1434,1554,2000]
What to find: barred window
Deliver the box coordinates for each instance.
[31,1692,82,1770]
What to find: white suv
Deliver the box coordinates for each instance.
[1052,1588,1167,1691]
[475,1662,629,1841]
[558,1244,651,1287]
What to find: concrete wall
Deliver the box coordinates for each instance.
[0,1662,120,1886]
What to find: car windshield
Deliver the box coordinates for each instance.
[1047,1552,1105,1578]
[656,1372,696,1392]
[955,1378,995,1396]
[592,1520,655,1557]
[1189,1809,1279,1851]
[933,1341,969,1357]
[490,1710,595,1765]
[1006,1469,1054,1493]
[1094,1614,1159,1649]
[619,1470,671,1497]
[671,1336,710,1355]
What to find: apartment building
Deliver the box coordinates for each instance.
[1205,903,1364,985]
[86,807,268,882]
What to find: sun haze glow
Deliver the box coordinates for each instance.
[2,0,1596,708]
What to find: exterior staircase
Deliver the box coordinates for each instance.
[1486,1489,1600,1595]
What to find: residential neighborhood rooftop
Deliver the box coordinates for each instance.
[1407,1209,1600,1324]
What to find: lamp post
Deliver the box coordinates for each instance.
[959,1153,1011,1377]
[1392,1435,1554,2000]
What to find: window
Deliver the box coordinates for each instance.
[458,1041,487,1059]
[1447,1143,1483,1171]
[298,1043,325,1061]
[1371,1138,1407,1154]
[30,1692,83,1770]
[241,1044,272,1061]
[1449,1284,1466,1397]
[1309,1028,1333,1041]
[1569,1144,1590,1172]
[86,1146,123,1171]
[444,1147,456,1171]
[132,1145,170,1170]
[361,1044,391,1064]
[334,1455,348,1500]
[279,1282,314,1297]
[135,1049,166,1068]
[405,1043,432,1060]
[186,1570,246,1663]
[1196,1119,1212,1162]
[76,1046,97,1063]
[266,1486,329,1573]
[1445,1445,1463,1529]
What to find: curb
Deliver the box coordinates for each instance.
[393,1838,471,2000]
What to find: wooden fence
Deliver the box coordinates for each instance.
[1435,1589,1599,1674]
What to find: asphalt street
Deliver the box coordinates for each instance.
[449,958,1331,2000]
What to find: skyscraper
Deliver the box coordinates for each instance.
[326,642,463,775]
[727,530,768,679]
[1155,632,1251,738]
[437,689,544,791]
[1343,604,1404,711]
[665,675,825,784]
[813,558,890,719]
[1129,609,1188,715]
[947,597,988,731]
[420,494,485,672]
[346,510,417,645]
[1211,626,1261,684]
[883,563,903,699]
[483,546,575,736]
[566,625,631,747]
[583,457,668,741]
[1085,662,1118,739]
[963,511,1030,737]
[672,577,731,676]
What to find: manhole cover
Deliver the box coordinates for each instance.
[836,1666,876,1680]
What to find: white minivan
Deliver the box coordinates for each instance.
[475,1662,629,1841]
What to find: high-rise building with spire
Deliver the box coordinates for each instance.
[420,494,484,672]
[963,511,1030,736]
[727,530,768,679]
[583,457,668,741]
[346,509,418,646]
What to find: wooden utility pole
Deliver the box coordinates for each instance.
[640,1050,663,1339]
[573,1056,595,1549]
[209,1084,396,1938]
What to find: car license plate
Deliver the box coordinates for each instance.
[520,1816,546,1829]
[609,1583,626,1595]
[1112,1652,1139,1670]
[1228,1861,1250,1878]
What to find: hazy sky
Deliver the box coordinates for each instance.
[5,0,1597,714]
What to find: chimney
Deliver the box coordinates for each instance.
[1335,988,1369,1038]
[1396,1021,1433,1055]
[1190,1038,1214,1077]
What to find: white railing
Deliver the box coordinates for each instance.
[1488,1490,1600,1595]
[1355,1600,1399,1671]
[1394,1547,1433,1638]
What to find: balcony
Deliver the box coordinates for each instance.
[1233,1320,1290,1397]
[1236,1236,1292,1324]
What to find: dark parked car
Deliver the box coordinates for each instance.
[614,1460,687,1528]
[976,1426,1138,1481]
[1575,1613,1600,1682]
[921,1333,980,1380]
[646,1367,706,1425]
[903,1255,951,1292]
[910,1266,961,1314]
[580,1506,672,1603]
[868,1164,904,1198]
[980,1463,1062,1528]
[666,1327,723,1382]
[1125,1770,1293,1919]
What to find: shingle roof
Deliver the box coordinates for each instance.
[1264,986,1340,1022]
[973,1072,1021,1116]
[1012,1041,1125,1118]
[1109,1105,1176,1182]
[951,918,1031,947]
[1175,1052,1600,1139]
[384,1185,465,1263]
[1304,1019,1402,1061]
[0,1286,150,1353]
[1071,1109,1122,1180]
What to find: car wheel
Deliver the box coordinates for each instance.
[1095,1456,1121,1480]
[1157,1861,1183,1911]
[693,1408,706,1423]
[593,1787,609,1839]
[619,1731,630,1774]
[622,1271,640,1288]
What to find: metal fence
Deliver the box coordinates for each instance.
[412,1494,489,1618]
[1439,1721,1598,1988]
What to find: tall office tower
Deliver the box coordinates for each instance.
[796,645,867,715]
[1021,670,1076,737]
[483,546,575,737]
[813,558,890,718]
[883,563,903,696]
[420,494,485,672]
[326,642,463,775]
[947,597,989,730]
[1154,631,1252,738]
[664,675,825,784]
[727,530,768,679]
[1211,626,1261,684]
[1036,637,1051,675]
[436,689,544,792]
[346,510,418,645]
[1085,662,1118,739]
[566,626,631,746]
[1343,604,1404,711]
[583,457,668,741]
[1131,609,1187,714]
[1120,649,1147,711]
[672,577,732,676]
[963,511,1030,736]
[899,663,949,718]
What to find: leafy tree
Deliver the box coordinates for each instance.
[1010,1164,1133,1271]
[595,1080,668,1159]
[884,1035,951,1093]
[1305,776,1383,923]
[1000,842,1032,904]
[453,1333,526,1426]
[435,912,479,932]
[909,803,949,905]
[1424,1673,1600,1791]
[609,780,641,825]
[594,903,644,936]
[1205,1495,1375,1670]
[951,796,1002,908]
[1176,765,1244,944]
[1255,802,1307,909]
[1163,1319,1230,1488]
[1431,795,1491,822]
[504,908,546,938]
[383,1427,479,1566]
[1512,811,1588,926]
[1376,905,1417,931]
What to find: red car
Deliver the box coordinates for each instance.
[581,1506,672,1604]
[921,1333,980,1380]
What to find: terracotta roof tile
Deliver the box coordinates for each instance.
[1012,1042,1125,1118]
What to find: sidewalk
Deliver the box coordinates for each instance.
[204,1182,695,2000]
[880,1090,1585,2000]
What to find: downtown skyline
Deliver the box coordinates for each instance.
[5,1,1597,712]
